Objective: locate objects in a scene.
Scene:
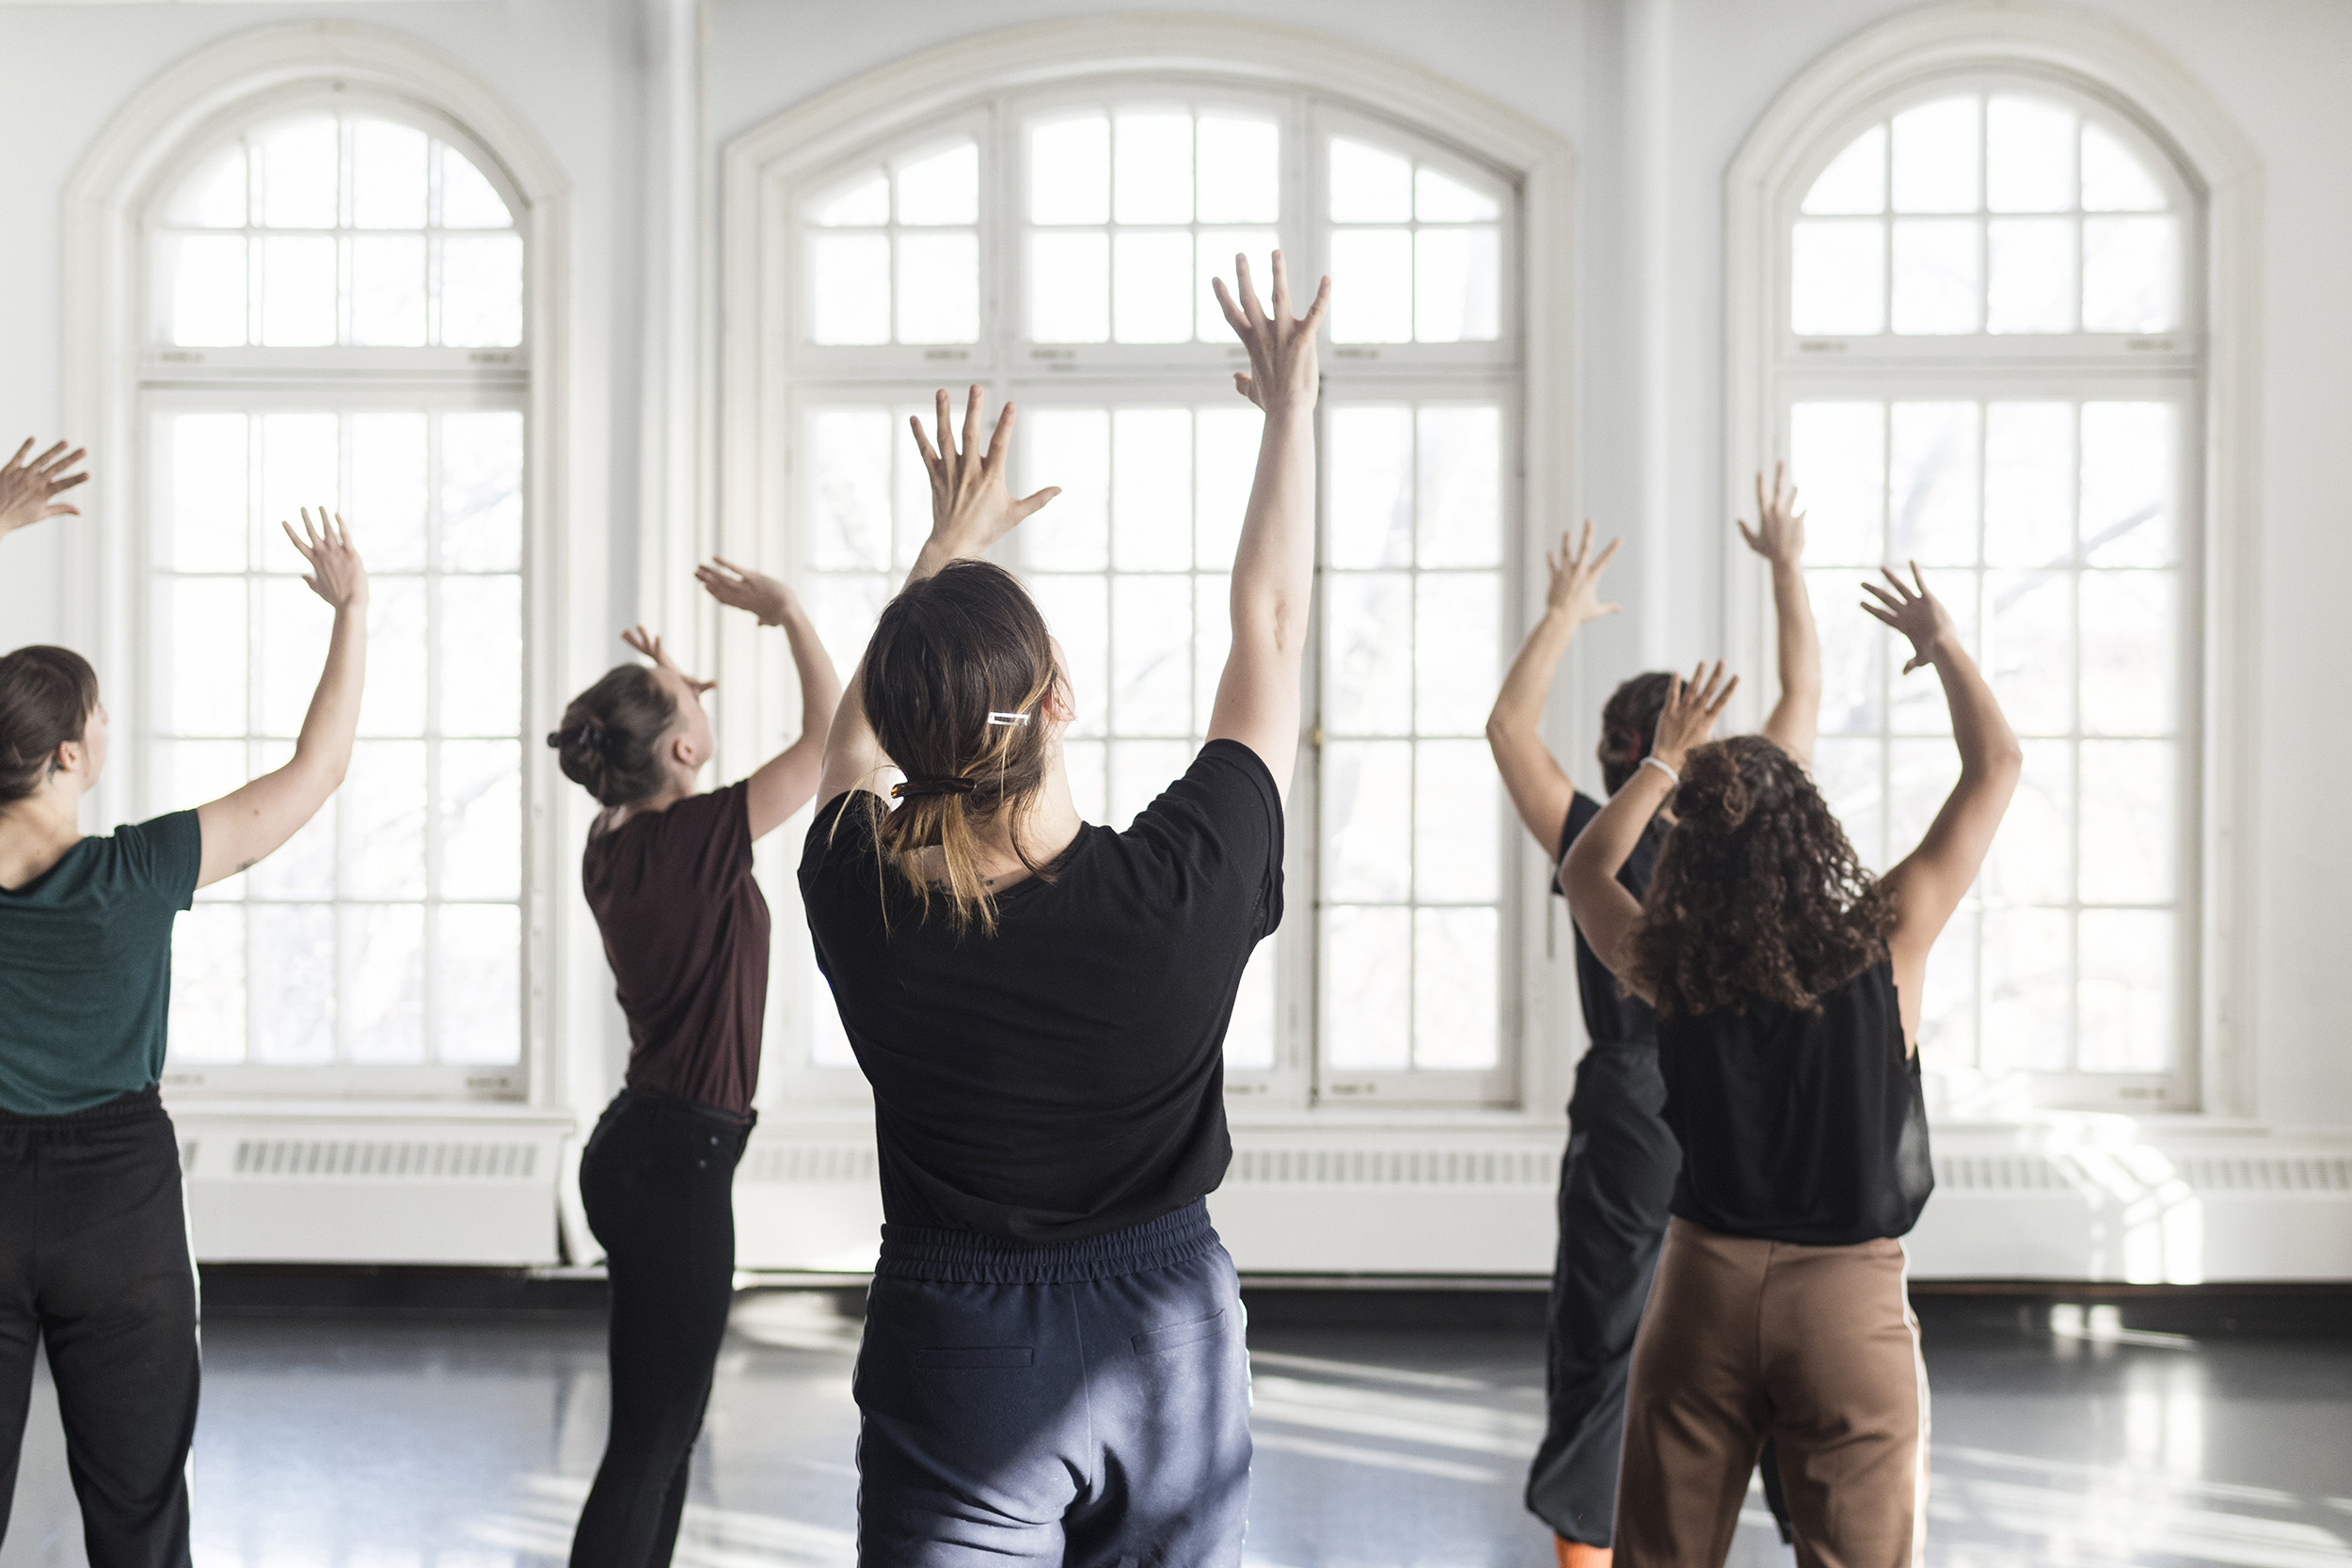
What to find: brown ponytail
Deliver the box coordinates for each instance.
[0,645,101,805]
[852,560,1062,938]
[548,665,677,808]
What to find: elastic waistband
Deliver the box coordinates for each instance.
[0,1085,167,1127]
[875,1199,1220,1285]
[611,1086,755,1131]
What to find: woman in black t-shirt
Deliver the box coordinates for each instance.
[548,566,838,1568]
[1561,570,2020,1566]
[799,253,1326,1565]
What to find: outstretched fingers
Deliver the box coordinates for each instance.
[1295,273,1331,336]
[909,414,945,483]
[1233,252,1269,331]
[981,400,1018,476]
[959,385,983,473]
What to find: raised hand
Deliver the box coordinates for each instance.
[1736,462,1805,566]
[909,387,1059,559]
[1,439,89,538]
[1545,520,1622,627]
[281,508,367,610]
[1861,562,1957,674]
[621,625,715,695]
[1213,250,1330,416]
[696,556,795,626]
[1649,660,1740,770]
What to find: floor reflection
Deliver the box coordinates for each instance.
[3,1297,2346,1568]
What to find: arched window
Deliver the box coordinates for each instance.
[763,79,1531,1109]
[1749,71,2210,1111]
[140,98,532,1093]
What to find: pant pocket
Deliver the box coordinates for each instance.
[912,1345,1035,1370]
[1133,1308,1226,1355]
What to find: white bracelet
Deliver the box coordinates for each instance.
[1640,755,1679,786]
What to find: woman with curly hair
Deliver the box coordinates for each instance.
[1562,567,2020,1567]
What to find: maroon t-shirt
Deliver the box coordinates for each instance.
[582,782,768,1116]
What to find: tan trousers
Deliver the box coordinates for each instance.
[1613,1216,1927,1568]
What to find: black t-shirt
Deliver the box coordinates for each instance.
[1553,790,1665,1048]
[797,739,1283,1243]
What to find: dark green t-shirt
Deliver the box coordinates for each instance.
[0,811,202,1115]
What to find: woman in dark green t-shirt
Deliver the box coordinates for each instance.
[0,461,370,1564]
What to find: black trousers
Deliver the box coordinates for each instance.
[1526,1043,1791,1548]
[0,1088,199,1568]
[570,1089,751,1568]
[855,1199,1250,1566]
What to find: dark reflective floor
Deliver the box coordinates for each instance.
[6,1294,2349,1567]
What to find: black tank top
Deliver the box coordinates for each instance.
[1656,959,1932,1245]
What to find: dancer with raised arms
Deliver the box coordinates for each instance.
[548,562,840,1568]
[1561,568,2019,1566]
[798,251,1326,1564]
[2,499,365,1565]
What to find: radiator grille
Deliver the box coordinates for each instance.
[1932,1153,2352,1195]
[227,1139,539,1180]
[741,1145,879,1184]
[1229,1148,1556,1186]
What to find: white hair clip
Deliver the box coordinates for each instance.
[985,711,1031,727]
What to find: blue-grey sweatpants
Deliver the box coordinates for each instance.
[853,1199,1250,1566]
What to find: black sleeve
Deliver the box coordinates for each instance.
[1125,739,1286,939]
[125,810,204,912]
[1549,790,1603,899]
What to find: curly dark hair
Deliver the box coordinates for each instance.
[1625,735,1894,1017]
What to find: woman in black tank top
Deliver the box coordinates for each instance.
[1560,566,2020,1568]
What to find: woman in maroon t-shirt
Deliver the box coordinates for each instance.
[548,561,839,1568]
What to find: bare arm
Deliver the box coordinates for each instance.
[1868,565,2022,1039]
[695,557,843,839]
[1205,252,1330,800]
[196,511,366,888]
[1563,662,1737,995]
[1486,521,1621,857]
[815,388,1060,809]
[0,439,87,544]
[1738,464,1820,769]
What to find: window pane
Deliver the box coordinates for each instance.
[1987,219,2076,334]
[2082,215,2179,333]
[167,235,248,346]
[434,904,521,1063]
[2079,571,2174,736]
[161,412,249,572]
[1195,230,1277,342]
[1111,409,1191,571]
[259,235,336,345]
[1802,124,1884,214]
[1812,736,1883,868]
[1415,907,1498,1069]
[812,169,888,228]
[438,144,514,228]
[352,412,428,572]
[439,410,524,572]
[1416,166,1500,223]
[1415,740,1498,903]
[1031,118,1108,225]
[1985,571,2074,736]
[441,739,523,900]
[1020,409,1110,571]
[2081,403,2176,567]
[896,231,978,343]
[1813,570,1885,736]
[1790,402,1883,564]
[807,410,893,570]
[1984,403,2074,568]
[1891,218,1980,334]
[261,412,339,532]
[342,740,427,899]
[1789,222,1883,335]
[1197,117,1278,224]
[1112,230,1192,342]
[895,141,977,226]
[361,576,427,736]
[2080,740,2173,904]
[1115,113,1193,226]
[1986,96,2075,213]
[353,120,429,229]
[1328,229,1412,343]
[260,577,333,737]
[1888,738,1962,863]
[1888,402,1979,566]
[342,903,425,1064]
[1195,407,1257,571]
[1328,406,1413,567]
[1024,575,1105,736]
[1416,405,1502,567]
[170,143,248,228]
[151,739,247,825]
[810,233,890,344]
[1194,573,1232,736]
[259,117,338,229]
[1324,740,1411,901]
[1325,905,1410,1069]
[1110,738,1193,828]
[440,233,524,347]
[157,578,247,736]
[2081,123,2167,212]
[249,903,335,1063]
[1982,907,2071,1072]
[1920,910,1979,1067]
[1985,739,2073,907]
[2078,911,2171,1071]
[1890,97,1979,214]
[1031,231,1110,342]
[805,573,892,686]
[1110,575,1192,736]
[1329,138,1411,222]
[1225,944,1278,1071]
[1324,574,1411,736]
[352,236,427,346]
[1415,573,1499,736]
[438,576,522,736]
[1414,227,1500,341]
[168,907,247,1065]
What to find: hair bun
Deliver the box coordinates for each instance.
[1675,743,1751,832]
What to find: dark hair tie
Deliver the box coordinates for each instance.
[892,776,977,800]
[547,723,611,756]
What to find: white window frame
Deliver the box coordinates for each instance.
[718,17,1579,1126]
[61,24,580,1109]
[1724,4,2265,1119]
